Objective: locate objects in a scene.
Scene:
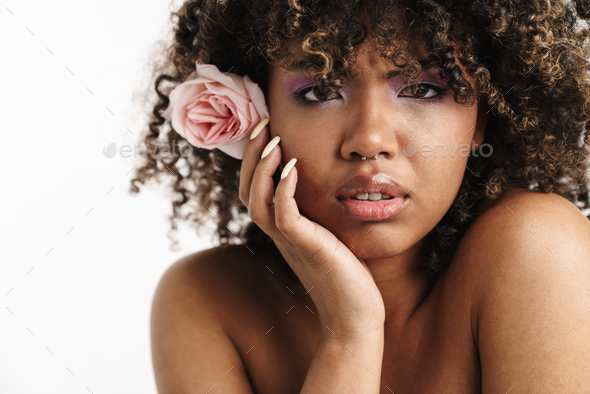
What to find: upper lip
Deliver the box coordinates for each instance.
[336,173,410,199]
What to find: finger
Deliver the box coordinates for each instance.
[239,118,270,207]
[248,134,284,238]
[274,158,318,247]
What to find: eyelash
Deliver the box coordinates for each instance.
[292,83,448,107]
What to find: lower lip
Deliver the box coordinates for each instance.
[338,196,409,221]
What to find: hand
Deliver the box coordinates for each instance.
[239,122,386,338]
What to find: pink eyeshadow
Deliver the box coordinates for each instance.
[286,75,315,93]
[284,68,450,94]
[390,69,449,91]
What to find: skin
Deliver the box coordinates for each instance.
[150,188,590,392]
[266,36,489,337]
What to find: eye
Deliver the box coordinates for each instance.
[292,84,343,107]
[293,82,447,107]
[297,85,321,102]
[399,83,447,103]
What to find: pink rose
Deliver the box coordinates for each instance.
[162,61,269,160]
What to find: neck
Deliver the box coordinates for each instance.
[363,239,436,334]
[268,237,437,335]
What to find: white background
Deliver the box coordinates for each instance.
[0,0,214,393]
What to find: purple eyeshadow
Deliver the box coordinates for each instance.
[390,70,450,92]
[286,75,315,94]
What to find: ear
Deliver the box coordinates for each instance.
[472,99,488,150]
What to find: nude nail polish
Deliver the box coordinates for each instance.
[261,135,280,159]
[281,158,297,180]
[250,118,270,140]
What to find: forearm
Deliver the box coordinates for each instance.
[300,329,384,393]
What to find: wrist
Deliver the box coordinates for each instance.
[320,325,385,344]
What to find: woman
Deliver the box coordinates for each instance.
[130,0,590,392]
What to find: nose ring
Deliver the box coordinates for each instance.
[361,155,378,160]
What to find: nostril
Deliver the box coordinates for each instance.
[357,154,380,160]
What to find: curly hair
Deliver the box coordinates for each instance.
[129,0,590,282]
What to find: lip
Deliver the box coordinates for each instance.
[336,173,412,221]
[336,173,411,200]
[339,196,409,221]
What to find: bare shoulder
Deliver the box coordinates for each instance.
[459,187,590,304]
[464,187,590,265]
[474,187,589,223]
[455,188,590,391]
[153,243,279,328]
[150,244,279,393]
[443,188,583,272]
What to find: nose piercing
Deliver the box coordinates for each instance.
[361,155,378,160]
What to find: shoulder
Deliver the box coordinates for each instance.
[473,186,588,225]
[461,187,590,258]
[449,188,590,287]
[463,187,590,268]
[463,187,590,312]
[152,243,285,329]
[154,245,238,301]
[460,188,590,391]
[150,245,263,392]
[157,243,256,285]
[153,244,266,311]
[151,245,234,331]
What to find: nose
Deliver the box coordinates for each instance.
[340,90,400,161]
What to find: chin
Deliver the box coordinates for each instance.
[340,237,408,260]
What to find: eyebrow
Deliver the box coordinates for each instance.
[284,58,441,81]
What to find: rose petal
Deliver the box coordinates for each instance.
[216,137,251,160]
[196,63,250,98]
[243,75,270,120]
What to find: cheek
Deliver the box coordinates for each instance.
[289,157,333,212]
[280,121,337,158]
[411,107,477,157]
[406,110,477,189]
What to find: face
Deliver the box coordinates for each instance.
[266,37,488,262]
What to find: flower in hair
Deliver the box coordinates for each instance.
[162,61,269,160]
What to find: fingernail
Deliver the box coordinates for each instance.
[250,118,270,140]
[281,158,297,180]
[261,135,280,159]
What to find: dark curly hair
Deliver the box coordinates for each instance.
[129,0,590,282]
